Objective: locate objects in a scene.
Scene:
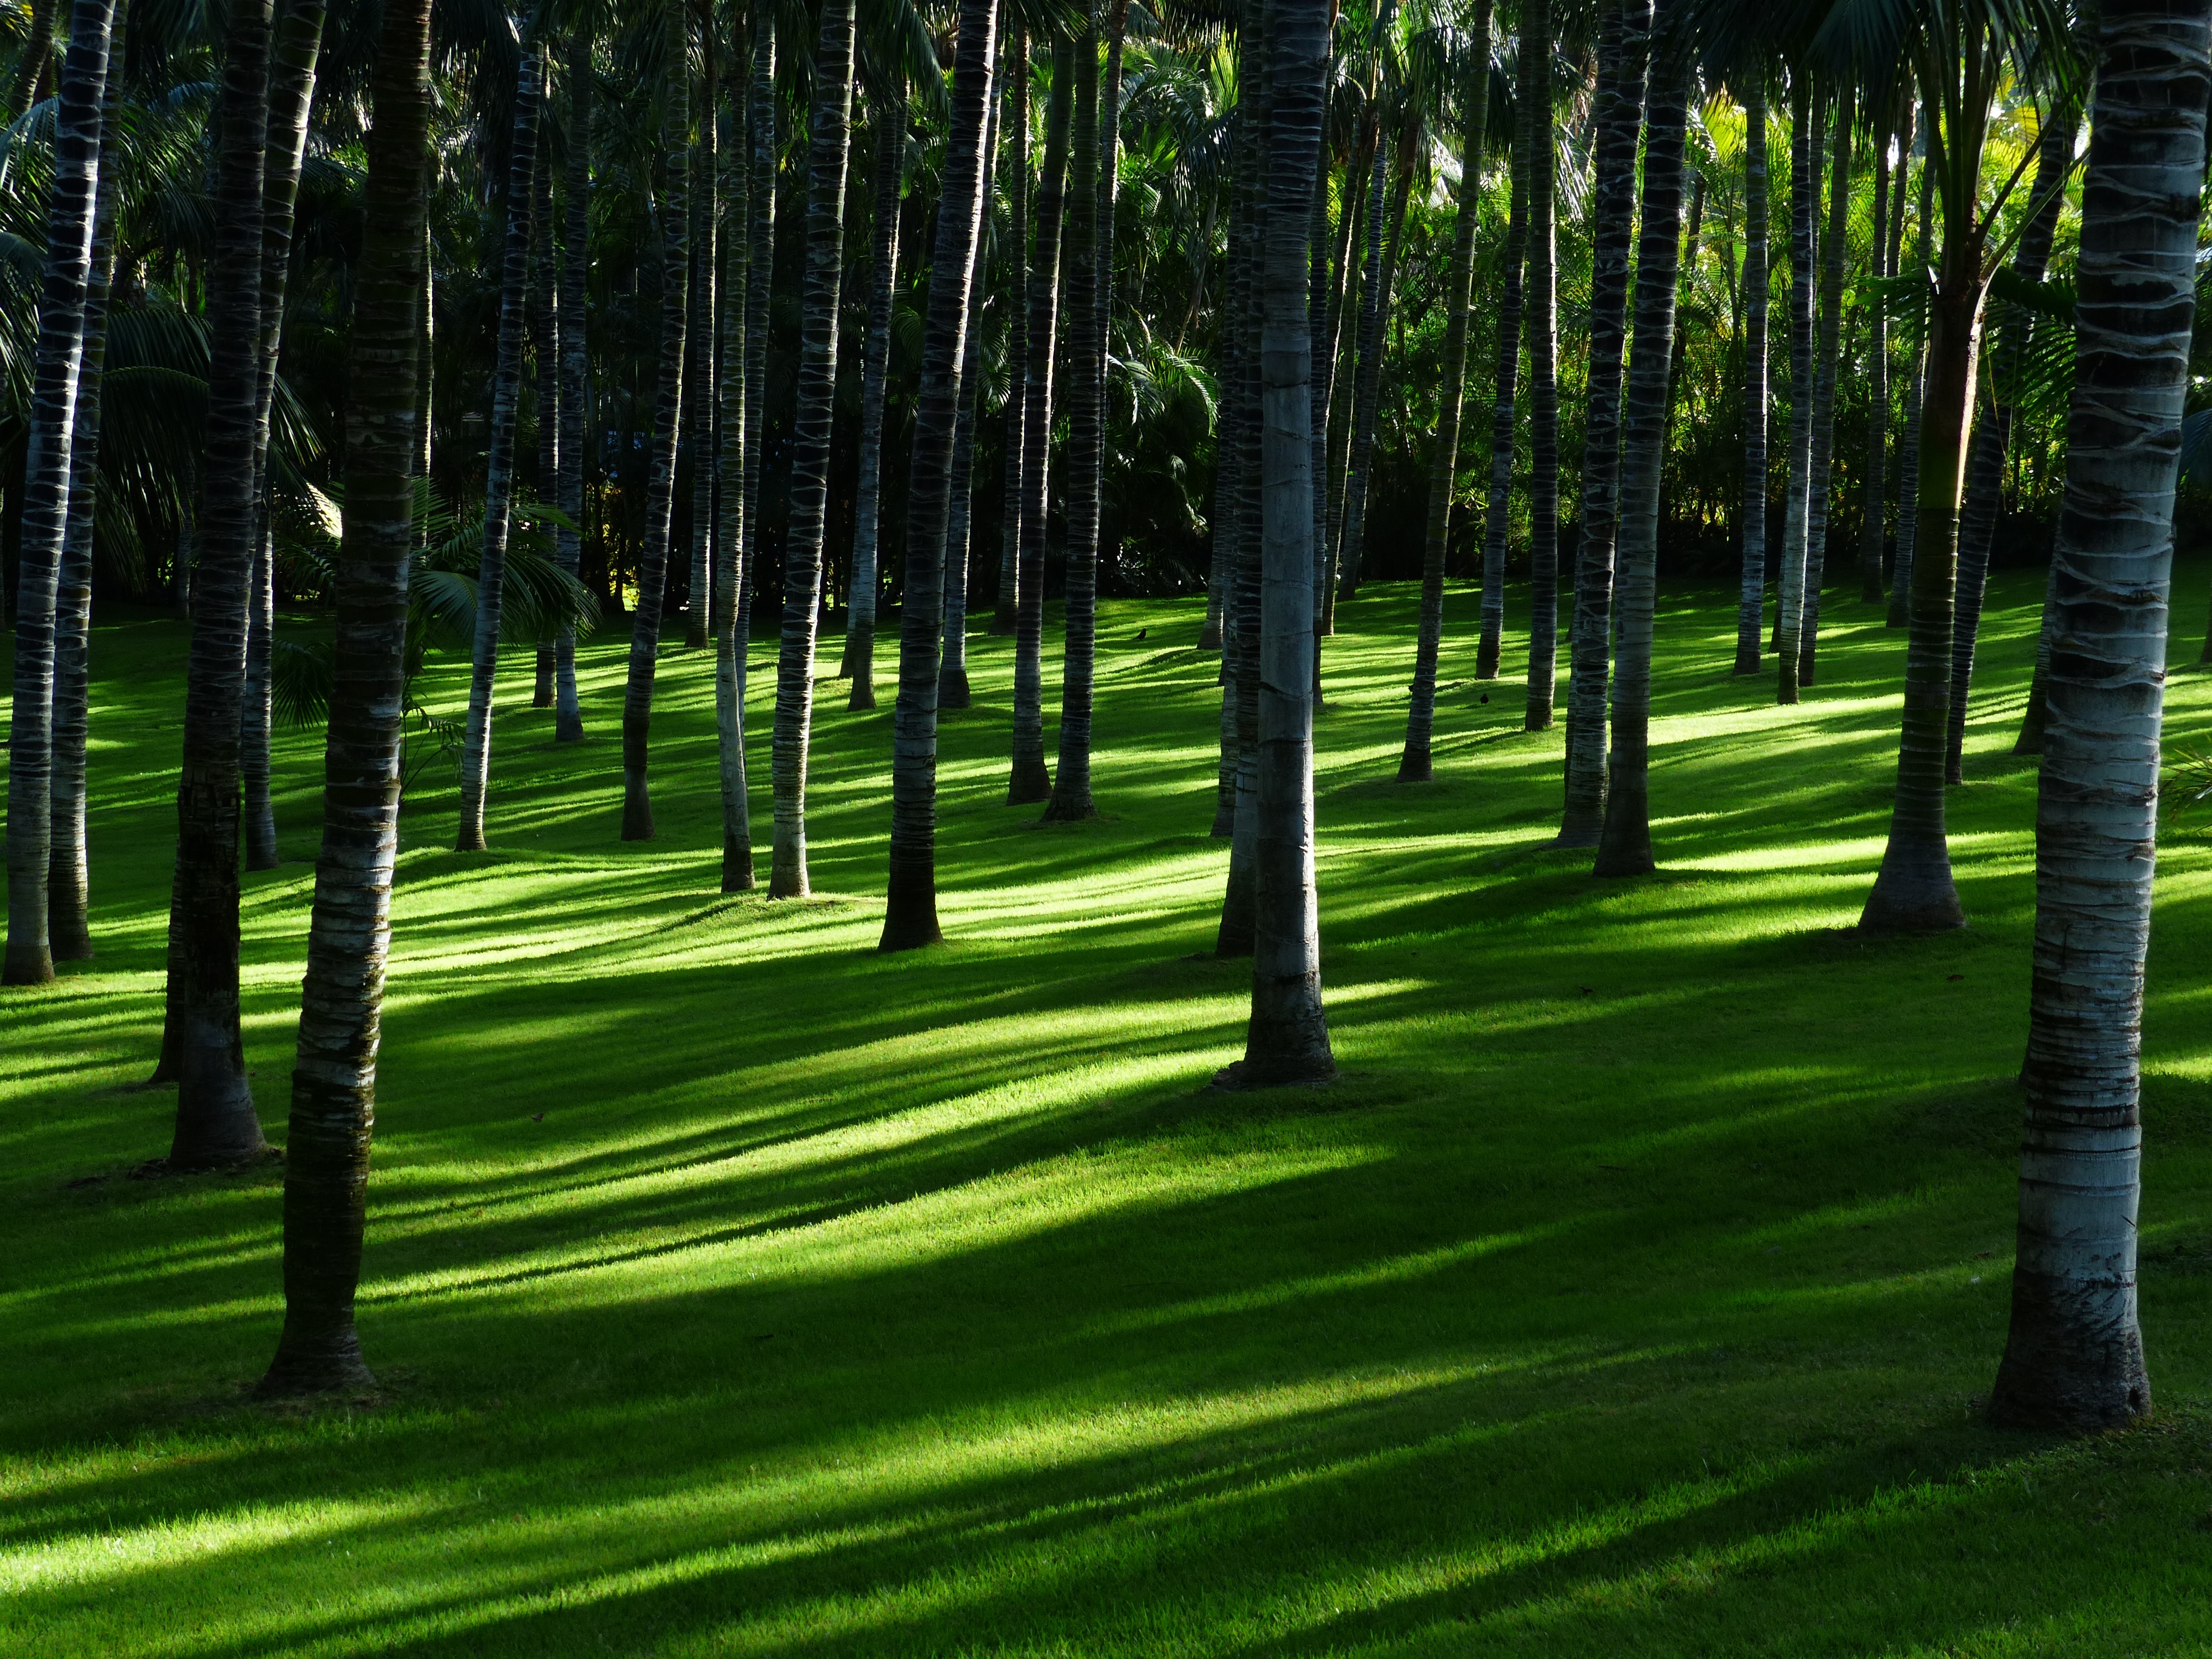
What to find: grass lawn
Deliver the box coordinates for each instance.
[6,568,2212,1656]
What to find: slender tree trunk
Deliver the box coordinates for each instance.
[554,27,591,743]
[684,36,717,653]
[938,48,1005,711]
[767,0,855,894]
[4,0,116,987]
[1592,14,1689,879]
[990,22,1028,640]
[1798,87,1852,688]
[842,85,905,707]
[3,0,55,119]
[257,0,434,1398]
[1733,79,1769,676]
[1889,139,1934,630]
[619,11,692,844]
[1554,0,1647,836]
[1096,0,1129,578]
[1857,95,1893,606]
[1316,113,1371,643]
[880,0,999,949]
[1304,106,1333,705]
[2015,559,2061,752]
[1475,144,1528,681]
[1235,0,1332,1088]
[1521,0,1559,732]
[1334,128,1411,606]
[1044,14,1103,821]
[1945,107,2078,780]
[1008,35,1071,806]
[1774,77,1817,702]
[164,0,270,1165]
[1203,162,1248,661]
[47,11,128,964]
[1990,0,2205,1431]
[715,14,755,894]
[531,134,560,706]
[742,15,775,654]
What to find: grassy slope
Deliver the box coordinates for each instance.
[4,571,2212,1657]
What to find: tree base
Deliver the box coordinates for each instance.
[1396,748,1432,783]
[1858,856,1966,934]
[49,933,93,964]
[455,821,487,852]
[1006,760,1052,806]
[879,884,943,953]
[847,677,877,713]
[685,624,707,650]
[258,1323,377,1400]
[3,942,56,985]
[938,669,971,709]
[1040,790,1094,823]
[1731,654,1760,676]
[1553,823,1602,852]
[1211,1056,1335,1092]
[989,609,1016,637]
[722,837,755,893]
[555,713,585,743]
[1989,1291,2151,1432]
[1523,710,1552,734]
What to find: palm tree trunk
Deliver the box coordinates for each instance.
[47,12,127,966]
[242,0,328,873]
[256,0,434,1397]
[1856,93,1893,606]
[684,36,717,653]
[1554,0,1647,837]
[5,0,116,987]
[1732,76,1769,676]
[990,22,1028,640]
[1237,0,1332,1088]
[715,15,754,894]
[163,0,270,1165]
[1797,87,1852,689]
[842,85,905,707]
[455,41,543,852]
[2015,559,2060,753]
[937,48,1005,712]
[880,0,999,950]
[1989,0,2205,1431]
[1334,119,1412,608]
[1520,0,1559,732]
[1945,107,2078,781]
[1008,34,1071,806]
[1211,101,1261,841]
[742,14,775,658]
[1475,144,1528,682]
[531,138,560,708]
[1044,13,1103,822]
[554,27,591,743]
[1316,113,1371,643]
[1774,77,1816,701]
[1319,135,1373,634]
[766,0,856,895]
[1592,17,1689,879]
[3,0,55,119]
[1888,136,1933,630]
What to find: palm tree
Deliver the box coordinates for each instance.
[1944,98,2078,782]
[1333,117,1414,609]
[456,39,544,852]
[1399,0,1497,784]
[257,0,436,1398]
[1554,0,1648,838]
[767,0,858,895]
[842,79,909,711]
[47,15,128,966]
[683,27,717,654]
[530,140,560,709]
[1592,0,1691,879]
[1475,109,1528,682]
[1731,74,1770,676]
[163,0,273,1168]
[1008,33,1072,807]
[715,8,755,895]
[241,0,331,873]
[742,12,776,671]
[1234,0,1332,1089]
[4,0,56,117]
[1773,76,1817,703]
[1855,86,1898,606]
[1044,11,1103,823]
[1796,85,1852,689]
[989,19,1029,640]
[620,3,693,846]
[4,0,118,988]
[1520,0,1559,732]
[553,26,592,744]
[880,0,1000,951]
[1988,0,2205,1432]
[1887,121,1932,630]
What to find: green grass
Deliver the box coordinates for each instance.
[6,569,2212,1657]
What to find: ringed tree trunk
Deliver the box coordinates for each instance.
[1591,13,1689,880]
[1234,0,1333,1089]
[1520,0,1559,733]
[714,9,755,894]
[1008,34,1072,807]
[554,26,591,743]
[1553,0,1647,838]
[4,0,116,988]
[1044,12,1102,823]
[3,0,56,118]
[1797,86,1853,689]
[990,20,1029,640]
[766,0,857,896]
[1990,0,2205,1431]
[1317,111,1373,642]
[242,0,330,873]
[1475,129,1529,681]
[1732,75,1769,676]
[619,7,692,845]
[1856,92,1895,605]
[1203,161,1248,660]
[257,0,435,1399]
[742,13,775,654]
[684,34,717,653]
[1890,126,1934,630]
[842,82,907,708]
[1397,0,1497,785]
[48,9,129,966]
[1944,104,2078,782]
[531,106,559,707]
[1211,37,1265,837]
[165,0,273,1167]
[1773,76,1817,703]
[936,49,1004,711]
[1332,123,1412,608]
[879,0,999,951]
[455,41,543,851]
